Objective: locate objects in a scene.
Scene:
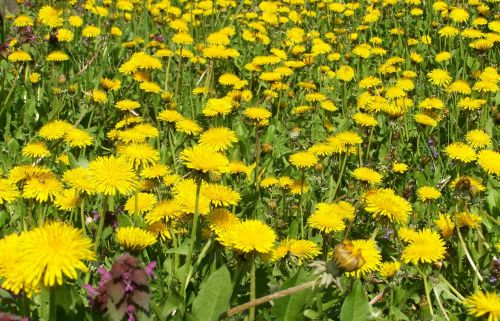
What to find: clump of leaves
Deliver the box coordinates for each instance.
[85,254,156,321]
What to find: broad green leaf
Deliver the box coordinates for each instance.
[340,279,369,321]
[271,268,313,321]
[191,265,232,321]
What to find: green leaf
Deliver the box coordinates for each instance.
[271,268,313,321]
[191,265,232,321]
[340,279,369,321]
[389,306,409,321]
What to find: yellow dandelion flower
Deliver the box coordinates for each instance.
[0,179,19,205]
[444,143,477,163]
[125,192,157,215]
[464,291,500,321]
[364,188,412,223]
[88,156,136,196]
[417,186,441,201]
[379,261,401,278]
[22,142,51,158]
[401,229,446,264]
[352,167,382,184]
[477,150,500,175]
[180,145,229,174]
[116,226,157,252]
[225,220,276,254]
[466,130,491,149]
[119,143,159,168]
[289,151,318,168]
[202,183,240,207]
[198,127,238,151]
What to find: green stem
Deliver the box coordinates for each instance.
[437,274,465,301]
[49,286,57,321]
[249,252,256,321]
[330,153,348,201]
[183,175,203,293]
[299,169,305,238]
[94,196,110,253]
[80,196,86,237]
[456,224,483,282]
[419,268,434,317]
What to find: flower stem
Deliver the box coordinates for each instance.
[49,286,57,321]
[94,195,110,253]
[419,268,434,317]
[184,175,203,293]
[329,153,348,201]
[249,252,256,321]
[80,196,86,237]
[456,225,483,282]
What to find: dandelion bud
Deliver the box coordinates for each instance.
[262,143,273,153]
[58,74,66,84]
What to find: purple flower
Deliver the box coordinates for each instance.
[85,254,155,320]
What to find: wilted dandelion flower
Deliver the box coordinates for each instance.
[464,291,500,321]
[364,188,412,223]
[401,229,446,264]
[198,127,238,151]
[456,212,481,228]
[444,143,477,163]
[334,239,381,277]
[435,214,455,238]
[289,151,318,168]
[88,156,136,196]
[477,150,500,175]
[417,186,441,201]
[352,167,382,184]
[180,145,229,174]
[116,227,157,252]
